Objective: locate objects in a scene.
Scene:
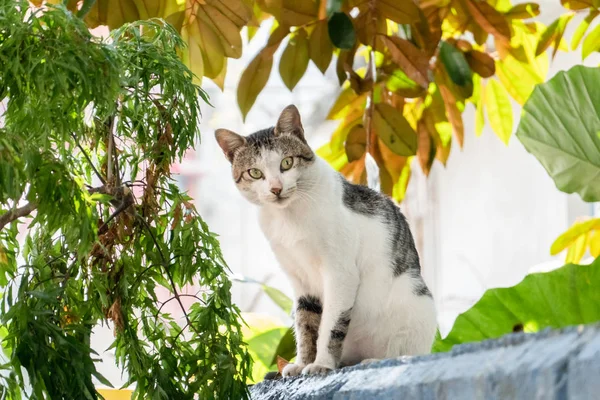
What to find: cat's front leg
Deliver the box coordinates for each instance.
[282,294,322,377]
[302,268,358,375]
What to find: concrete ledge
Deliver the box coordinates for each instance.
[250,324,600,400]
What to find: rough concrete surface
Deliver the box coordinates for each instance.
[250,324,600,400]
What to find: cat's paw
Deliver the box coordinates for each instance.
[281,363,304,378]
[301,363,333,376]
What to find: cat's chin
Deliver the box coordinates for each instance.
[263,196,294,209]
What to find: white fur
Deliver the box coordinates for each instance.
[252,152,437,375]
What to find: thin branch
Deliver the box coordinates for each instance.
[107,116,115,186]
[71,133,106,185]
[0,202,37,231]
[155,294,205,321]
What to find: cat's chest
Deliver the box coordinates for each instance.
[260,211,315,248]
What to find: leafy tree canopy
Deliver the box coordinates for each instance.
[0,1,250,398]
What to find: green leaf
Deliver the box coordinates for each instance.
[309,20,333,73]
[433,256,600,353]
[582,23,600,60]
[279,29,310,90]
[571,10,599,50]
[439,41,473,89]
[269,327,296,366]
[246,327,288,367]
[484,79,513,145]
[328,12,356,50]
[385,69,425,98]
[261,284,293,314]
[516,66,600,202]
[373,103,418,156]
[237,49,273,120]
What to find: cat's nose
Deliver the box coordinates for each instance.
[270,187,282,196]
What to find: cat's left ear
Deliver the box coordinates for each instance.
[274,105,306,142]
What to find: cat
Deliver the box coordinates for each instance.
[215,105,437,377]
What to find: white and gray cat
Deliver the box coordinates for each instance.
[216,105,437,377]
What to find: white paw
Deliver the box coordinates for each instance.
[282,363,304,377]
[301,363,333,376]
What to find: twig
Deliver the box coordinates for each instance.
[107,116,115,186]
[0,202,37,231]
[136,214,200,336]
[155,294,205,321]
[72,133,106,185]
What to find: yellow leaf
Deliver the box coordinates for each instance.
[181,24,205,84]
[309,20,333,74]
[560,0,594,11]
[582,23,600,60]
[551,218,600,255]
[377,138,407,182]
[348,0,420,24]
[355,8,387,46]
[373,103,418,156]
[279,29,310,91]
[327,87,367,120]
[85,0,139,30]
[485,79,513,145]
[496,21,548,105]
[258,0,318,26]
[416,119,435,176]
[237,50,274,120]
[392,157,412,202]
[210,0,253,29]
[565,234,588,264]
[212,59,227,91]
[504,3,540,19]
[380,36,430,89]
[345,125,367,162]
[438,85,464,148]
[465,0,511,43]
[197,4,244,58]
[571,10,599,50]
[475,79,486,137]
[535,13,574,58]
[188,13,225,79]
[316,142,348,171]
[590,230,600,258]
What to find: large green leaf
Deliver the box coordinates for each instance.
[433,256,600,353]
[515,66,600,202]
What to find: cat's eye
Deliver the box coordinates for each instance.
[248,168,263,179]
[280,157,294,171]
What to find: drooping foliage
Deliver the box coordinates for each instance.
[0,2,250,398]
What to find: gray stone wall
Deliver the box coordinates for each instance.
[250,324,600,399]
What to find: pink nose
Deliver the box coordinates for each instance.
[270,187,282,196]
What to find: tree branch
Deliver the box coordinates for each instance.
[0,203,37,231]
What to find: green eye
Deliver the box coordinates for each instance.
[248,168,263,179]
[280,157,294,171]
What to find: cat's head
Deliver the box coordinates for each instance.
[215,105,315,208]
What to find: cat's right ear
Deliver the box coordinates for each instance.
[215,129,246,163]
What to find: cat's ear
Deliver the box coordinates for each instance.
[215,129,246,162]
[274,105,306,142]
